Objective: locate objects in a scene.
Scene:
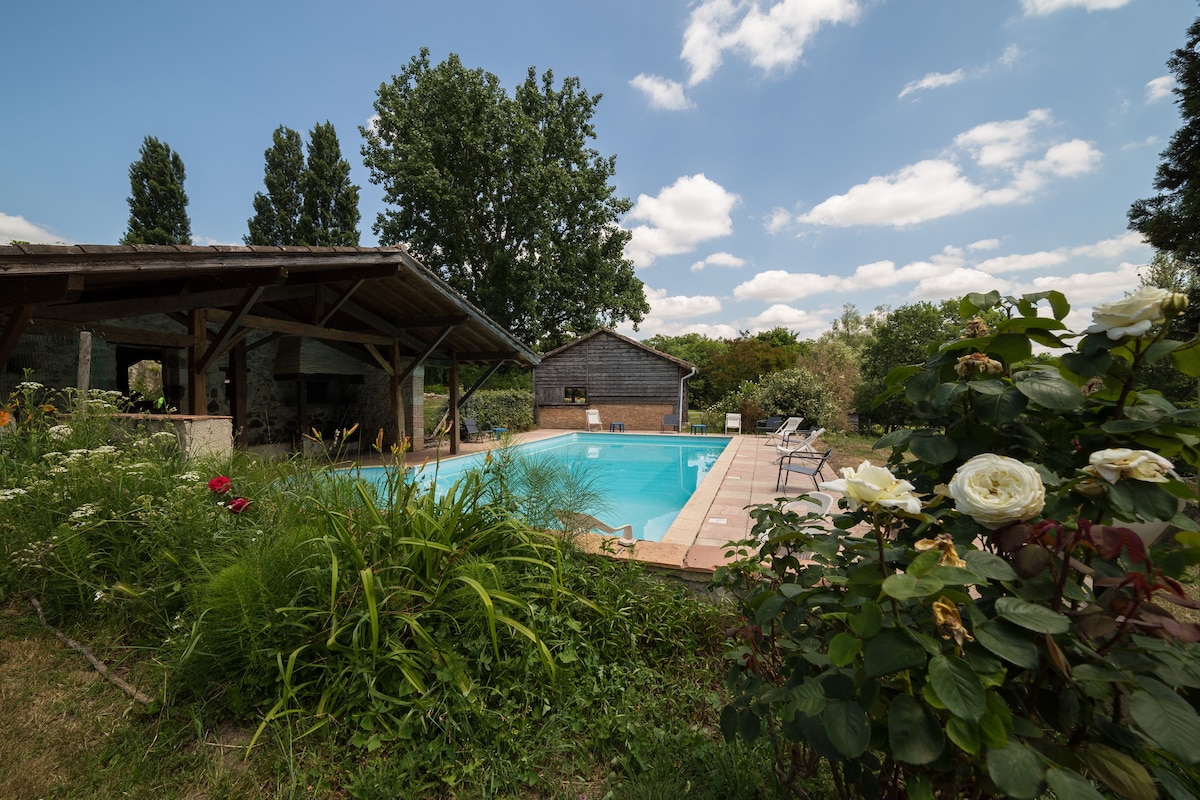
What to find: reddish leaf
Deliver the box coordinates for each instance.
[1044,633,1072,679]
[1076,612,1118,639]
[1088,525,1123,559]
[1158,618,1200,642]
[1118,529,1147,564]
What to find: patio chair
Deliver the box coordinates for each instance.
[724,413,742,434]
[660,413,680,433]
[585,409,602,431]
[764,416,804,446]
[777,447,833,490]
[461,419,493,442]
[755,415,785,436]
[554,510,636,546]
[774,427,825,458]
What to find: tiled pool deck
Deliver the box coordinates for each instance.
[402,429,841,579]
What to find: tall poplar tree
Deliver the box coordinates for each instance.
[121,136,191,245]
[245,126,305,246]
[246,122,360,246]
[362,49,648,348]
[298,121,361,246]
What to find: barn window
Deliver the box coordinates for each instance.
[564,387,588,404]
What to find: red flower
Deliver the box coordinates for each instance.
[208,475,232,494]
[227,497,250,514]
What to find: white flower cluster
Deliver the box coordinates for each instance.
[47,424,73,441]
[70,502,99,522]
[0,487,29,502]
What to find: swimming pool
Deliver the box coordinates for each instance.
[361,433,732,542]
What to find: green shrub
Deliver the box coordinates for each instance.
[461,388,534,430]
[717,289,1200,799]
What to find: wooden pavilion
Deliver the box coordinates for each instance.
[0,244,539,455]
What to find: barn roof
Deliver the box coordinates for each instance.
[0,243,540,370]
[538,327,693,371]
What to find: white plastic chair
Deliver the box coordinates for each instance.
[585,409,602,431]
[554,510,636,546]
[724,413,742,434]
[765,416,803,445]
[774,427,825,459]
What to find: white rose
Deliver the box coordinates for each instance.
[1086,448,1173,484]
[820,461,922,515]
[948,454,1045,530]
[1085,287,1172,340]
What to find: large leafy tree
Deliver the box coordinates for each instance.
[245,126,305,246]
[298,121,360,246]
[121,136,191,245]
[1129,11,1200,264]
[246,123,360,246]
[361,49,648,348]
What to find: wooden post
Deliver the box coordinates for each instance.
[449,355,460,456]
[390,342,405,452]
[187,309,208,415]
[76,331,92,391]
[230,340,248,445]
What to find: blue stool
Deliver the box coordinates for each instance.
[690,423,707,435]
[609,422,625,432]
[491,427,508,439]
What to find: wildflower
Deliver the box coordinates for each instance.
[70,503,98,521]
[0,409,11,427]
[820,461,922,515]
[227,497,250,514]
[0,487,29,501]
[17,381,44,391]
[954,352,1004,378]
[914,532,968,568]
[47,424,73,441]
[176,472,201,482]
[948,454,1045,530]
[208,475,232,494]
[39,404,56,414]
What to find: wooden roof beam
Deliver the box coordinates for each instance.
[205,308,394,347]
[196,286,266,372]
[0,274,85,305]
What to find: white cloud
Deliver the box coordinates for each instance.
[798,159,988,227]
[1122,135,1159,151]
[629,74,693,110]
[744,304,827,337]
[798,111,1102,228]
[909,268,1013,301]
[899,69,965,99]
[681,0,862,86]
[975,250,1068,273]
[998,45,1022,68]
[644,286,722,319]
[968,238,1001,251]
[765,207,792,234]
[0,212,64,244]
[733,269,832,302]
[954,109,1051,168]
[1070,231,1146,259]
[1012,262,1142,306]
[1020,0,1132,14]
[1146,75,1175,104]
[690,251,746,272]
[623,174,739,267]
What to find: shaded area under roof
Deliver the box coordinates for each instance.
[0,243,540,371]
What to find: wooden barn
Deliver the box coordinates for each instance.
[533,328,695,431]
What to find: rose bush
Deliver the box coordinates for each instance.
[717,288,1200,800]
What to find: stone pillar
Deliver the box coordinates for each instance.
[404,363,425,449]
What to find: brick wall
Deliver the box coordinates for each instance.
[538,403,679,432]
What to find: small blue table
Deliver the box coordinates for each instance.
[609,422,625,432]
[690,423,707,435]
[491,427,508,439]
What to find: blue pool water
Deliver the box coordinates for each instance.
[360,433,732,542]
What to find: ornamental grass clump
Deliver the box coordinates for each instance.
[716,288,1200,799]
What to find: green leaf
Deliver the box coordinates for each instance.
[719,705,738,742]
[873,427,913,450]
[910,432,958,464]
[927,565,983,585]
[972,386,1028,426]
[882,573,945,600]
[929,654,987,721]
[822,699,870,758]
[1083,744,1157,800]
[905,370,940,403]
[994,597,1071,634]
[1128,680,1200,765]
[986,333,1034,364]
[963,291,1001,314]
[789,679,827,717]
[946,716,980,755]
[1171,340,1200,377]
[974,620,1039,669]
[888,694,945,764]
[828,633,862,667]
[738,708,761,742]
[1013,367,1084,411]
[1044,768,1107,800]
[986,743,1046,799]
[849,602,883,638]
[1061,349,1113,377]
[864,628,928,678]
[962,549,1018,581]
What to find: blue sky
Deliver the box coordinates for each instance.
[1,0,1194,341]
